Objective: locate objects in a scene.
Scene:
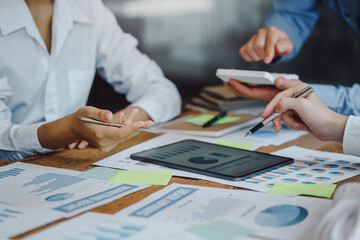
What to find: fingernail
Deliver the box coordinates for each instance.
[79,142,86,149]
[265,57,270,63]
[105,112,111,121]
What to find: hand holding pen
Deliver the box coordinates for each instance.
[245,85,314,137]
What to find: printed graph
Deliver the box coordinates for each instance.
[0,208,22,223]
[69,222,146,240]
[192,198,242,222]
[0,168,25,179]
[23,173,86,196]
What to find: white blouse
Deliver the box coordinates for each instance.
[0,0,181,156]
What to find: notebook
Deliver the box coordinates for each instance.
[158,112,259,137]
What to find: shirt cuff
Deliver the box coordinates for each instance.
[12,122,53,155]
[343,116,360,156]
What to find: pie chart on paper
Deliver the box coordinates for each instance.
[255,205,308,227]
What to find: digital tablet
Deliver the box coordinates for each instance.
[216,69,299,85]
[130,140,293,181]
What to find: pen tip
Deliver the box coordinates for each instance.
[244,132,251,138]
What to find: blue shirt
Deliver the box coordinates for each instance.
[264,0,360,116]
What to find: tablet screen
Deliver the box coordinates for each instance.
[130,140,293,181]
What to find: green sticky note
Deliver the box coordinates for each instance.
[185,114,240,126]
[267,182,337,198]
[109,170,173,185]
[186,220,255,240]
[78,167,119,181]
[215,139,255,150]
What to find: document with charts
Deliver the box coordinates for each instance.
[0,162,149,217]
[0,202,63,238]
[115,183,331,240]
[94,134,360,192]
[24,212,204,240]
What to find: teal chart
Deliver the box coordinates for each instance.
[255,205,308,227]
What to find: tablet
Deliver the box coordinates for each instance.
[216,69,299,85]
[130,140,293,181]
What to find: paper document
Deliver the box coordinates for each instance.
[0,163,149,217]
[94,136,360,193]
[0,203,63,238]
[24,212,204,240]
[225,123,308,146]
[116,183,331,240]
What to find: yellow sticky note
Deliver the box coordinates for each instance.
[186,114,240,126]
[109,170,173,186]
[267,182,337,198]
[215,139,255,150]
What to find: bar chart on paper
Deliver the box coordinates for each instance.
[0,203,63,238]
[0,167,25,178]
[23,173,86,196]
[23,212,150,240]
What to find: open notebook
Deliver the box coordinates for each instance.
[158,112,260,137]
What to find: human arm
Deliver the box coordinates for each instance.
[39,106,153,152]
[224,77,301,101]
[94,2,181,124]
[315,183,360,240]
[240,0,321,63]
[310,83,360,116]
[68,106,151,150]
[262,83,348,142]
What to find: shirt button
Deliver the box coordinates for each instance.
[344,12,350,18]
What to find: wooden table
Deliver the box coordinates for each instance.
[2,130,359,239]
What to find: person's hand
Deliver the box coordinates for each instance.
[38,106,154,152]
[240,26,293,64]
[262,83,348,142]
[225,77,302,101]
[66,107,152,150]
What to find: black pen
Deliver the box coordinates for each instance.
[244,86,314,137]
[202,111,227,128]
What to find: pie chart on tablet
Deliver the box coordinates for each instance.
[188,156,218,164]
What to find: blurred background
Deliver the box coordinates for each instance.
[88,0,360,111]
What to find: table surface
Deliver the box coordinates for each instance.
[2,121,359,239]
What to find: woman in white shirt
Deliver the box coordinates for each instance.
[0,0,181,160]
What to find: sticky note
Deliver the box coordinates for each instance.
[78,167,119,181]
[186,220,255,240]
[185,114,240,126]
[215,139,255,150]
[267,182,337,198]
[109,170,173,186]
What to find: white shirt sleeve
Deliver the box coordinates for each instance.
[343,116,360,156]
[0,77,46,156]
[95,3,181,123]
[314,183,360,240]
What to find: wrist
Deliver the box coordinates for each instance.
[38,114,80,149]
[329,113,348,143]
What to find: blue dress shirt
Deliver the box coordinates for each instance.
[264,0,360,117]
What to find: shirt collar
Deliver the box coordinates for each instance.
[0,0,93,37]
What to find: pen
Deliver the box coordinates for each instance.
[78,117,159,134]
[244,86,314,137]
[202,111,227,128]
